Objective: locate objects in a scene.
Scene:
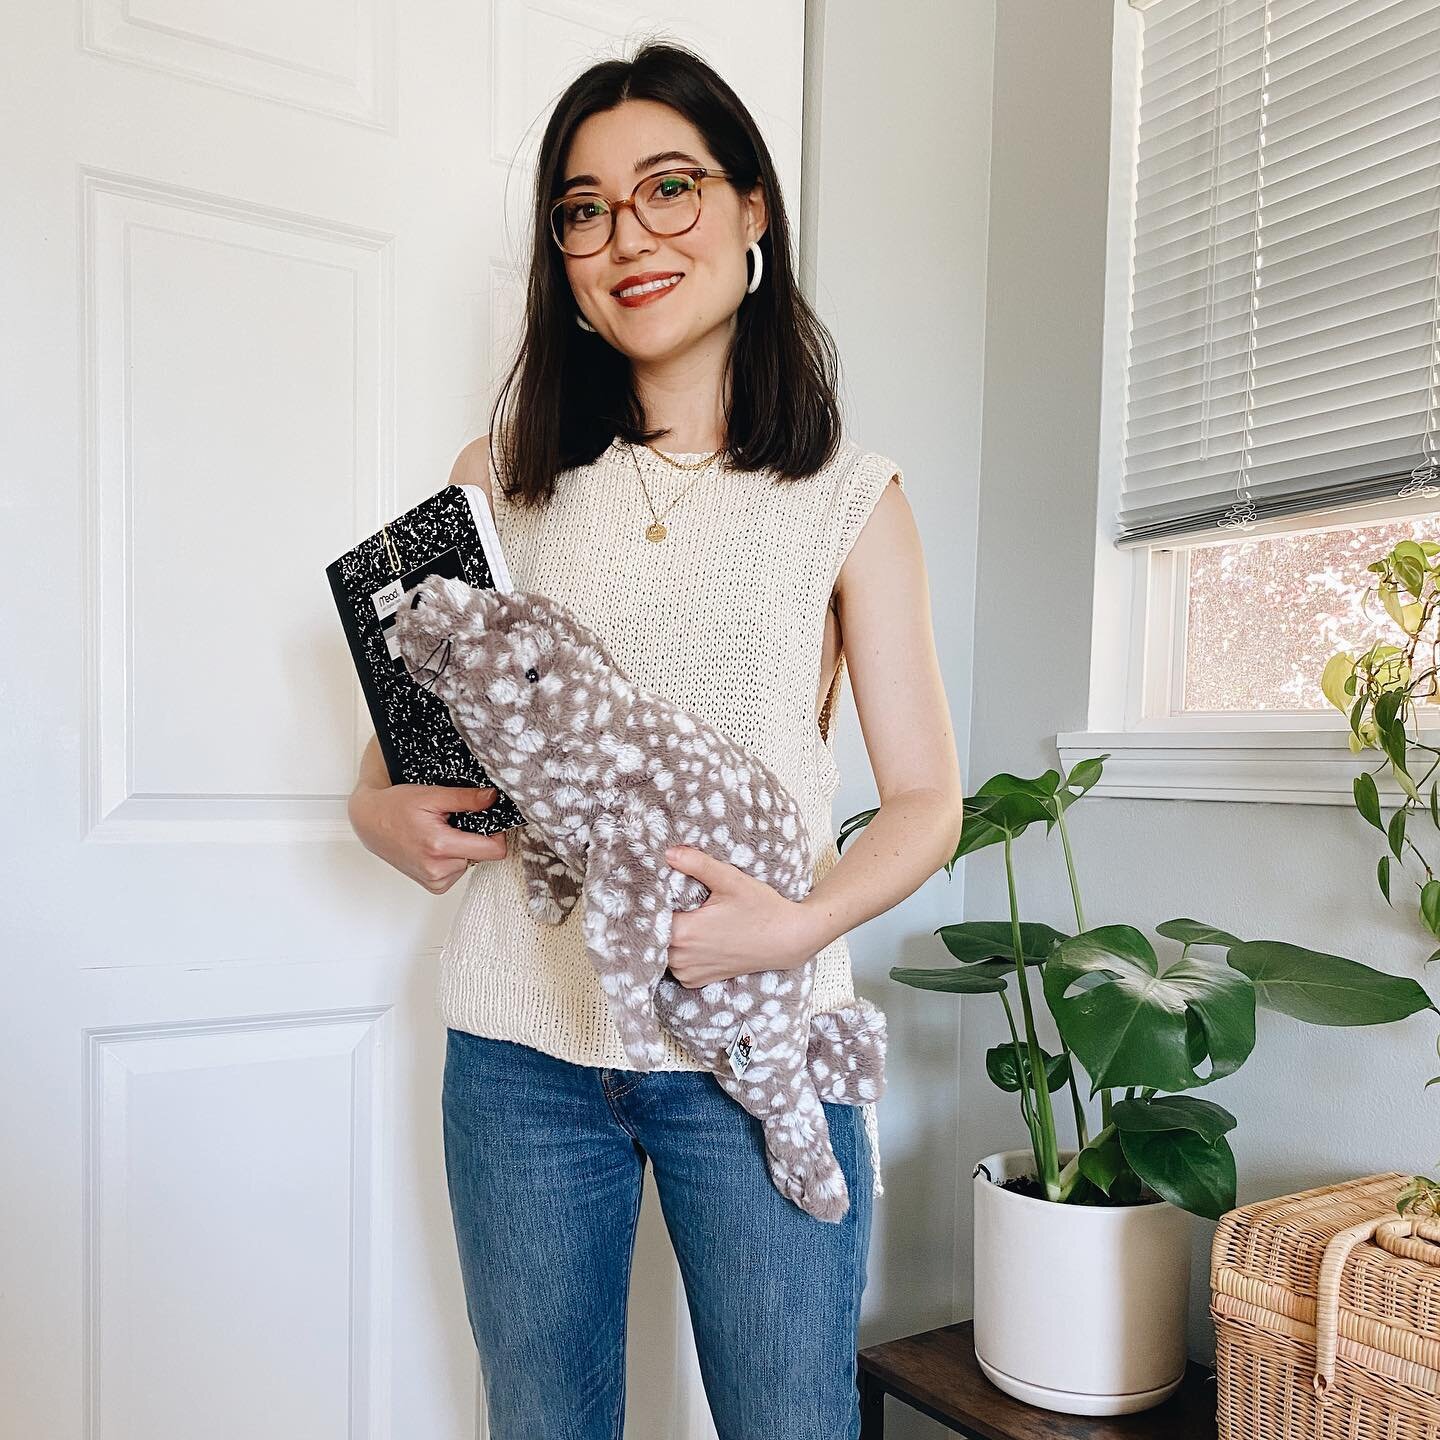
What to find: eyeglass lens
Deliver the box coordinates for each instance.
[552,172,702,255]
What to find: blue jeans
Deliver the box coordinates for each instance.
[441,1028,874,1440]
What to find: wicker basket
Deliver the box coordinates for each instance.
[1211,1172,1440,1439]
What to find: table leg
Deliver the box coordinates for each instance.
[858,1367,884,1439]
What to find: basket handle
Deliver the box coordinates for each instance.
[1374,1216,1440,1265]
[1313,1215,1440,1400]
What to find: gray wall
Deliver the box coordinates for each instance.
[813,0,1438,1396]
[965,0,1439,1362]
[803,0,992,1401]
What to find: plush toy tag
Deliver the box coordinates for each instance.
[726,1020,757,1079]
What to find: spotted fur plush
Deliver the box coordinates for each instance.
[391,575,888,1222]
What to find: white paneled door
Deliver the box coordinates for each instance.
[1,4,804,1437]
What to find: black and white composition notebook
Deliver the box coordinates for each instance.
[326,484,527,836]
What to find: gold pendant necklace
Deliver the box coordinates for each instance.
[626,441,722,542]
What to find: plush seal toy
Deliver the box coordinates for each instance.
[391,575,887,1222]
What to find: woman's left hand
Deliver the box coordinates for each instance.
[663,844,816,987]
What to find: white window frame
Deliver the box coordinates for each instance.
[1061,0,1440,805]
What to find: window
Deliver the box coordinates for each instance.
[1179,513,1438,713]
[1064,0,1440,802]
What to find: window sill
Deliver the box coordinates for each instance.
[1055,727,1416,805]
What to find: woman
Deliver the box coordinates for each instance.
[348,40,963,1440]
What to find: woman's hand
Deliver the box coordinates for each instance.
[662,844,818,987]
[348,780,509,894]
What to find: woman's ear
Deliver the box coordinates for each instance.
[744,182,767,247]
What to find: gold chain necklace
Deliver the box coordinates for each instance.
[626,440,723,542]
[645,440,723,470]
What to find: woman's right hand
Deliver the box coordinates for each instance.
[348,780,510,894]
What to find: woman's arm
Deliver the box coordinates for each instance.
[344,435,510,891]
[352,732,391,795]
[795,474,965,954]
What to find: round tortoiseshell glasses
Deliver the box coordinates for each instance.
[549,166,733,257]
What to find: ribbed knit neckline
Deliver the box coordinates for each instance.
[609,435,724,464]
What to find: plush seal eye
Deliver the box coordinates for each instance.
[524,666,540,683]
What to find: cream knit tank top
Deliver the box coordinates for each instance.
[437,432,904,1198]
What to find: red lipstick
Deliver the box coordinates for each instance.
[611,271,685,308]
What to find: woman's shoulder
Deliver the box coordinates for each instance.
[446,431,614,505]
[847,440,904,491]
[821,439,905,507]
[447,434,499,516]
[823,441,906,574]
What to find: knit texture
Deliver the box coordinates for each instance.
[437,432,904,1197]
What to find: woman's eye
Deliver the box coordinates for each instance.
[650,175,694,202]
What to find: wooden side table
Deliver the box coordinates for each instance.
[857,1321,1216,1439]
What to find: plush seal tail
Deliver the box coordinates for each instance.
[740,999,889,1225]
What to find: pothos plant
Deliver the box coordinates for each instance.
[1322,537,1440,948]
[839,756,1436,1220]
[1322,534,1440,1209]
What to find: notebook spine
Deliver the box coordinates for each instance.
[327,561,409,788]
[327,484,526,836]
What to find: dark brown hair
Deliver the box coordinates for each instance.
[487,39,845,508]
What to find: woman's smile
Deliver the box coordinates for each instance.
[612,272,685,308]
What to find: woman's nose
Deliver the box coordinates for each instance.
[611,204,654,259]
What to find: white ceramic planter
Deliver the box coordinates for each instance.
[972,1148,1192,1417]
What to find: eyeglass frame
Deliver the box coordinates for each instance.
[548,165,735,257]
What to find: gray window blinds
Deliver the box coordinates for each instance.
[1118,0,1440,546]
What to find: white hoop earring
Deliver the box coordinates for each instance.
[745,240,763,295]
[576,311,596,332]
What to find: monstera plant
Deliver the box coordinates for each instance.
[839,754,1436,1221]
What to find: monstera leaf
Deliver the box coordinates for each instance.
[1227,941,1436,1025]
[1110,1094,1236,1143]
[986,1042,1071,1093]
[1049,754,1109,828]
[890,961,1011,994]
[1117,1125,1237,1220]
[1072,1095,1239,1217]
[1107,1095,1239,1218]
[1043,925,1256,1093]
[935,921,1067,966]
[835,806,879,856]
[1155,918,1243,950]
[955,773,1057,858]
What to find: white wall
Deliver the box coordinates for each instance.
[964,0,1440,1362]
[804,0,994,1382]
